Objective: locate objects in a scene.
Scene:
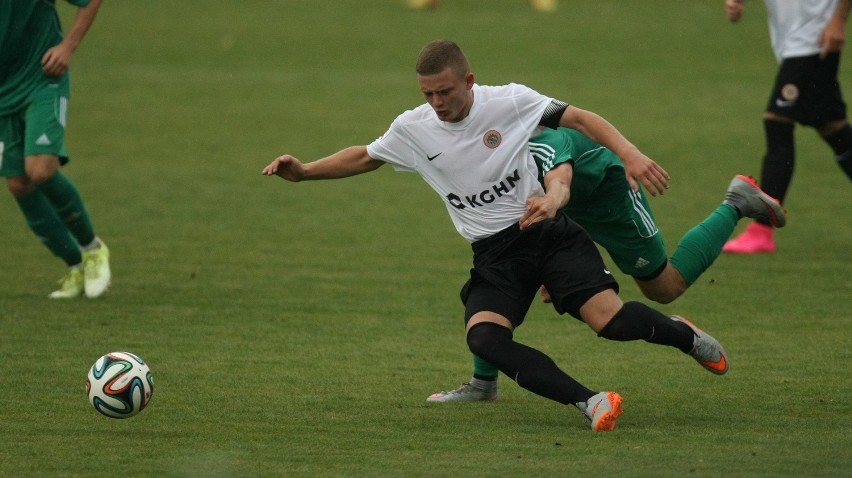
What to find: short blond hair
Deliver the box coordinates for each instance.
[415,40,470,77]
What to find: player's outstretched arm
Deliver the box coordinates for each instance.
[262,146,384,182]
[520,163,572,230]
[558,106,670,196]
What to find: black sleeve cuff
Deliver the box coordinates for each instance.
[539,100,569,129]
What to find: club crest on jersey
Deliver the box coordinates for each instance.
[483,130,502,149]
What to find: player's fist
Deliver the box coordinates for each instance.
[725,0,744,22]
[262,155,305,182]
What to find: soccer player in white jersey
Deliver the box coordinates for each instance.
[427,127,786,404]
[723,0,852,253]
[263,40,727,431]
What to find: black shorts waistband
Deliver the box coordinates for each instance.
[471,222,522,254]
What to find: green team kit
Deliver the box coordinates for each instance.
[530,127,669,279]
[0,0,111,300]
[0,0,89,175]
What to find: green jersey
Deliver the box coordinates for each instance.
[0,0,90,115]
[529,127,624,208]
[529,127,668,279]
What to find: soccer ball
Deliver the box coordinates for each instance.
[86,351,154,418]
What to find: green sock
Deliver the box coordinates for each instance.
[473,354,499,380]
[15,190,83,266]
[669,204,738,286]
[37,172,96,246]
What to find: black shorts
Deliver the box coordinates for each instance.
[766,53,847,128]
[459,213,618,327]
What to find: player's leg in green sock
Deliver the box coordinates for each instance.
[473,354,499,380]
[15,189,83,266]
[669,204,738,286]
[37,172,96,247]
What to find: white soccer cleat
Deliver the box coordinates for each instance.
[426,381,498,402]
[672,316,729,375]
[581,391,623,431]
[723,174,786,227]
[83,240,111,298]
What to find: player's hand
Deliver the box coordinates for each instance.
[41,43,74,77]
[820,16,846,57]
[520,194,561,230]
[262,155,306,182]
[725,0,744,22]
[623,151,670,196]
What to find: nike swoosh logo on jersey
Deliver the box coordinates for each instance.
[426,152,442,161]
[775,98,795,108]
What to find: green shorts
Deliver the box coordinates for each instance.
[564,167,668,279]
[0,93,69,178]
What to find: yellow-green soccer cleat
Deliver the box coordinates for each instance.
[529,0,557,12]
[407,0,439,9]
[48,267,84,299]
[83,241,111,298]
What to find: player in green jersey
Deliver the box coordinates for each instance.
[428,126,787,402]
[0,0,111,298]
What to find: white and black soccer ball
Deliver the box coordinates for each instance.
[86,351,154,418]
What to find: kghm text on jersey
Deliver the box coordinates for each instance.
[445,169,521,210]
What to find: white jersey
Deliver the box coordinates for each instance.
[764,0,838,62]
[366,83,555,243]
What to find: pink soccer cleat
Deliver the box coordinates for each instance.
[723,222,776,254]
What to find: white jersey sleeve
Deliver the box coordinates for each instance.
[367,83,558,242]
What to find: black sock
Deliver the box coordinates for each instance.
[759,119,795,225]
[822,125,852,180]
[597,301,693,353]
[837,150,852,179]
[466,322,595,405]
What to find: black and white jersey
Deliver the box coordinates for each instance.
[367,83,555,242]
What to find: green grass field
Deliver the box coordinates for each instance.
[1,1,850,476]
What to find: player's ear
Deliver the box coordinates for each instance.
[465,72,475,88]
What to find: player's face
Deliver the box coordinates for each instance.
[418,67,474,123]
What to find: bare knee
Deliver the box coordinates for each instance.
[24,154,60,184]
[763,112,794,124]
[6,176,34,198]
[818,119,849,138]
[635,266,687,304]
[578,289,623,333]
[466,311,513,333]
[640,288,682,305]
